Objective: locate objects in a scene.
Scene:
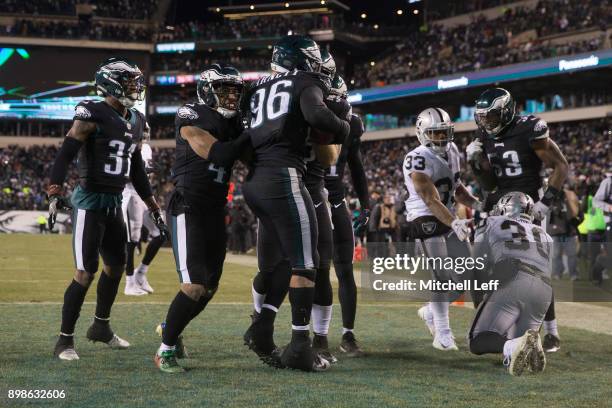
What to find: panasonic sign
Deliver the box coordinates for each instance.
[559,55,599,71]
[437,76,469,90]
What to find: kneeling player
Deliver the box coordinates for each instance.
[154,64,249,373]
[49,58,167,360]
[402,108,482,351]
[469,192,551,376]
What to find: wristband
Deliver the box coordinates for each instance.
[540,186,561,206]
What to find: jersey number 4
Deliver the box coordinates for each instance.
[250,80,292,128]
[105,137,136,177]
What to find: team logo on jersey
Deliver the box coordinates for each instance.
[177,106,199,120]
[534,119,547,132]
[421,221,437,235]
[74,105,91,119]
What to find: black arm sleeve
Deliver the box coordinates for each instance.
[208,130,252,167]
[130,148,153,201]
[300,86,349,143]
[348,148,369,210]
[49,137,83,186]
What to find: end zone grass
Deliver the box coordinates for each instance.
[1,235,611,408]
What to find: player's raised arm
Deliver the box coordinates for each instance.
[46,119,96,230]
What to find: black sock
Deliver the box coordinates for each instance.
[264,261,291,309]
[95,272,121,320]
[313,265,333,306]
[126,242,137,276]
[289,286,314,329]
[544,294,556,321]
[163,291,198,346]
[141,235,164,266]
[259,307,277,325]
[60,279,89,335]
[190,293,214,321]
[335,262,357,330]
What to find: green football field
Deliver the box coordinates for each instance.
[1,234,611,408]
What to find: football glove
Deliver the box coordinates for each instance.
[466,140,483,162]
[353,208,370,234]
[531,201,550,221]
[451,218,472,242]
[150,208,169,241]
[47,195,72,231]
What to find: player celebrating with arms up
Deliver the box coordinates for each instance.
[48,58,167,361]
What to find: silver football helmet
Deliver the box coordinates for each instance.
[415,107,454,155]
[493,192,534,222]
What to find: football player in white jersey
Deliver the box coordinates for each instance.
[122,123,160,295]
[469,192,551,376]
[402,108,483,351]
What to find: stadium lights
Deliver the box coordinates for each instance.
[237,46,242,51]
[215,7,220,12]
[285,2,289,7]
[249,5,255,10]
[320,0,325,4]
[361,13,367,19]
[396,9,403,15]
[413,9,419,15]
[374,24,379,29]
[370,61,375,66]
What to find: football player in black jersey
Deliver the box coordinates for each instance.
[323,74,369,357]
[47,58,168,361]
[154,64,249,373]
[242,35,349,372]
[467,87,569,352]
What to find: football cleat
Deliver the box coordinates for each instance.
[136,270,154,293]
[86,322,130,349]
[433,330,459,351]
[312,334,338,364]
[507,329,538,377]
[529,331,546,374]
[339,331,365,358]
[543,334,560,353]
[243,317,283,368]
[155,323,188,359]
[125,276,147,296]
[280,334,330,372]
[154,349,185,373]
[417,304,435,336]
[54,337,79,361]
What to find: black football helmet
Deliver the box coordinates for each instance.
[474,88,515,137]
[95,57,145,108]
[329,73,348,99]
[197,63,244,118]
[271,35,322,73]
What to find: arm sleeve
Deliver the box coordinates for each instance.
[130,147,153,201]
[49,137,83,187]
[347,140,369,209]
[300,86,349,143]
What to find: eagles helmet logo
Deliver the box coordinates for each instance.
[177,106,199,120]
[74,105,92,119]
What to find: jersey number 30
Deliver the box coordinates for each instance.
[250,80,292,128]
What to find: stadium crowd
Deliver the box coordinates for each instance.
[0,0,158,20]
[2,119,609,256]
[2,19,151,42]
[350,0,611,87]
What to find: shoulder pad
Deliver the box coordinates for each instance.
[176,104,200,121]
[74,100,102,122]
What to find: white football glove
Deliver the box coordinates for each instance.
[466,140,483,162]
[531,201,550,221]
[451,218,472,242]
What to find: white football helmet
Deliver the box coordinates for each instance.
[493,191,534,222]
[415,107,454,155]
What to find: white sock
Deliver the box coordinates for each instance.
[137,263,148,274]
[431,301,450,333]
[342,328,353,335]
[159,342,175,352]
[543,319,559,336]
[292,324,309,331]
[252,284,265,314]
[503,337,521,359]
[311,304,332,336]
